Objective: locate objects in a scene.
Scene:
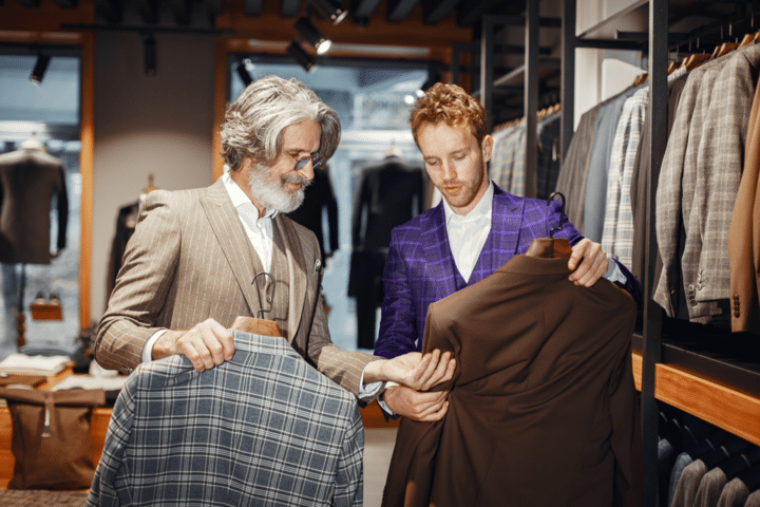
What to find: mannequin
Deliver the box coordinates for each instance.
[0,137,69,349]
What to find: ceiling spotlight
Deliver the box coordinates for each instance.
[30,54,51,85]
[310,0,348,25]
[236,61,253,86]
[143,35,157,77]
[294,17,332,55]
[286,41,317,72]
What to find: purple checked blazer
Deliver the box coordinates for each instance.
[375,184,641,359]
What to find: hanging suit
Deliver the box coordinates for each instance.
[349,156,424,349]
[286,166,339,261]
[0,147,68,264]
[382,253,643,507]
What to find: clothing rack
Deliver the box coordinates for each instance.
[568,2,760,507]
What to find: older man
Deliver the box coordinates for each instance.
[374,83,641,421]
[95,75,454,400]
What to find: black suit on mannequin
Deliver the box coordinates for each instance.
[349,155,423,349]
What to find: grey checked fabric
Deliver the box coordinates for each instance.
[655,57,726,320]
[87,330,364,507]
[490,122,526,196]
[655,43,760,323]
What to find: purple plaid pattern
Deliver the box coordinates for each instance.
[375,184,584,358]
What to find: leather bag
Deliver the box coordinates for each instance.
[0,387,105,490]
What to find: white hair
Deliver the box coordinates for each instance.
[220,75,341,170]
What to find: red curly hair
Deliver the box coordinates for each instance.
[409,82,488,147]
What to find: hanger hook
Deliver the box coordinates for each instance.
[252,272,276,319]
[547,191,566,239]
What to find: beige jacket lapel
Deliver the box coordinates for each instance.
[200,178,260,317]
[273,216,308,344]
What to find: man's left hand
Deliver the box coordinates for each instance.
[568,238,609,288]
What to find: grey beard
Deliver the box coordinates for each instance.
[247,164,311,214]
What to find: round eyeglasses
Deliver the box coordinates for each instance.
[293,152,326,172]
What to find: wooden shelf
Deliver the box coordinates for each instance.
[631,352,760,447]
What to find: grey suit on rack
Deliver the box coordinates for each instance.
[95,178,375,397]
[654,55,727,321]
[684,43,760,322]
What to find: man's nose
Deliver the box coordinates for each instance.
[441,161,456,182]
[297,160,315,181]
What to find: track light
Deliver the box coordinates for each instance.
[294,17,332,55]
[236,61,254,86]
[30,54,51,85]
[143,35,157,76]
[310,0,348,25]
[286,41,317,72]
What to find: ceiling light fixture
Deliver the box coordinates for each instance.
[286,41,317,72]
[294,17,332,55]
[143,34,157,76]
[310,0,348,25]
[236,61,254,86]
[30,54,51,85]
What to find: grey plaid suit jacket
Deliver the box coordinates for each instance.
[88,330,363,507]
[654,56,727,321]
[656,42,760,323]
[95,178,375,397]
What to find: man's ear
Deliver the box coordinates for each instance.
[481,135,494,163]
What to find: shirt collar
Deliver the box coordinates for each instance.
[222,171,277,220]
[443,180,494,225]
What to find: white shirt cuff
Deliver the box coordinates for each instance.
[142,330,166,363]
[604,257,626,285]
[357,366,387,402]
[376,381,399,416]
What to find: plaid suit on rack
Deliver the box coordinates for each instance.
[87,330,364,507]
[374,184,641,358]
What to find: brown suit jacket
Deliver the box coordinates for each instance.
[95,178,375,397]
[0,147,68,264]
[383,253,643,507]
[728,72,760,333]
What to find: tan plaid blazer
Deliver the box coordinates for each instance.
[95,178,375,397]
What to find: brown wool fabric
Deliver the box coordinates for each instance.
[383,253,643,507]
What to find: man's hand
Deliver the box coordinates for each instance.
[153,318,235,372]
[382,385,450,422]
[364,349,456,391]
[568,238,609,288]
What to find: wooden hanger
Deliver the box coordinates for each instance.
[667,61,677,75]
[230,316,282,337]
[525,192,572,258]
[738,33,755,49]
[681,53,711,71]
[718,41,739,57]
[142,173,159,194]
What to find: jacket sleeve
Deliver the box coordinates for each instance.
[332,408,364,507]
[55,164,68,252]
[86,376,138,507]
[94,192,181,374]
[374,227,420,359]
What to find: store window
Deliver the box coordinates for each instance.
[0,52,82,357]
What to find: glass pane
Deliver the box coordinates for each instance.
[0,53,81,358]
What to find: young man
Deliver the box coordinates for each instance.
[374,83,641,420]
[95,75,454,401]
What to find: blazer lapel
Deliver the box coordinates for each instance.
[421,203,458,299]
[272,216,307,344]
[489,185,524,271]
[200,178,260,317]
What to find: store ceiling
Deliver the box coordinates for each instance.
[2,0,521,29]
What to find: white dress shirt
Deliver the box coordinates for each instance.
[443,182,495,282]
